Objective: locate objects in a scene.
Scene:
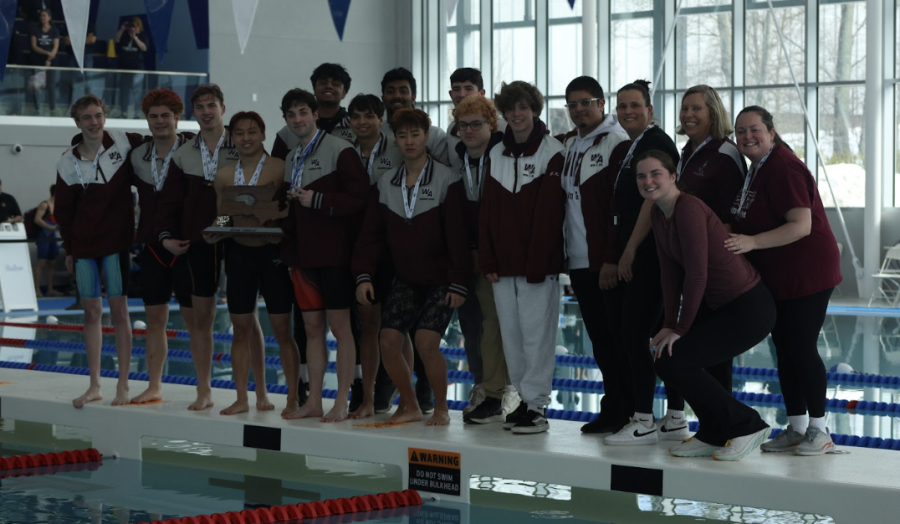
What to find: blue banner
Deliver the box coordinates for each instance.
[328,0,351,41]
[0,0,17,81]
[187,0,209,50]
[143,0,176,63]
[568,0,576,9]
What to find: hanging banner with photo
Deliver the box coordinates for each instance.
[445,0,459,21]
[187,0,209,50]
[0,0,16,81]
[328,0,351,41]
[232,0,259,54]
[143,0,176,63]
[61,0,91,71]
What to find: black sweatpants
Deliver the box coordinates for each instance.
[569,269,631,426]
[620,249,663,415]
[655,282,775,446]
[771,287,833,418]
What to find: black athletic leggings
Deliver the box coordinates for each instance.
[771,287,833,418]
[655,282,775,446]
[569,269,631,425]
[663,301,733,412]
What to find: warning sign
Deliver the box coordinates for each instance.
[408,447,461,496]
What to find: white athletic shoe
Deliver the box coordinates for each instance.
[603,418,658,446]
[712,427,770,461]
[463,384,486,415]
[669,437,720,458]
[655,414,691,441]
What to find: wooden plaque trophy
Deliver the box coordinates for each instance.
[203,182,288,237]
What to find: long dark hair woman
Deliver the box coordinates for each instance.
[726,106,842,456]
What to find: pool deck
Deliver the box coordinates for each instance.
[0,367,896,522]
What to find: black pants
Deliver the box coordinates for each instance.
[620,249,664,415]
[771,287,833,418]
[655,282,775,446]
[569,268,631,426]
[664,301,733,412]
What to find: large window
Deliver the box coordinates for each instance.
[492,0,537,89]
[418,0,893,205]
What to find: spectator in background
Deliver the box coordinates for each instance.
[0,179,23,223]
[114,16,148,118]
[29,9,59,115]
[33,185,60,297]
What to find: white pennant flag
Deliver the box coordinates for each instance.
[445,0,459,21]
[232,0,259,54]
[61,0,91,70]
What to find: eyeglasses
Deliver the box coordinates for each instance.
[457,121,487,131]
[566,98,602,110]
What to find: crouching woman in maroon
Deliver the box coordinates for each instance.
[353,108,471,426]
[636,150,775,461]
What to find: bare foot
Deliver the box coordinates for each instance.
[188,391,214,411]
[426,409,451,426]
[321,403,349,423]
[129,387,162,404]
[111,383,130,406]
[350,401,375,420]
[387,404,424,425]
[256,394,274,411]
[220,399,250,415]
[282,401,324,420]
[281,395,300,417]
[73,385,102,409]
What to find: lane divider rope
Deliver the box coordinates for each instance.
[0,448,103,478]
[4,323,900,390]
[135,489,423,524]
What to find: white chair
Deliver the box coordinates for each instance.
[869,245,900,307]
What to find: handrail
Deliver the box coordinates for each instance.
[5,64,208,77]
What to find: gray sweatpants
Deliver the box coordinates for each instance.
[493,275,560,412]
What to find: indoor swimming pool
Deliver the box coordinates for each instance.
[0,296,897,523]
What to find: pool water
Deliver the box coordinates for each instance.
[0,298,897,523]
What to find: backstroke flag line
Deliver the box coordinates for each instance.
[61,0,91,71]
[232,0,259,54]
[143,0,177,63]
[328,0,351,41]
[0,0,16,81]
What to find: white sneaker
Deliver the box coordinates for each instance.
[500,387,521,416]
[463,384,486,415]
[712,427,770,461]
[669,437,720,458]
[603,418,658,446]
[655,414,691,441]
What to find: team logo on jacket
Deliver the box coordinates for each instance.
[693,161,708,178]
[339,129,354,140]
[523,163,536,177]
[589,153,604,168]
[108,150,123,164]
[380,157,392,168]
[310,158,322,169]
[420,187,435,200]
[226,148,240,160]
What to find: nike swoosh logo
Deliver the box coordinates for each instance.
[660,425,688,433]
[633,429,656,438]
